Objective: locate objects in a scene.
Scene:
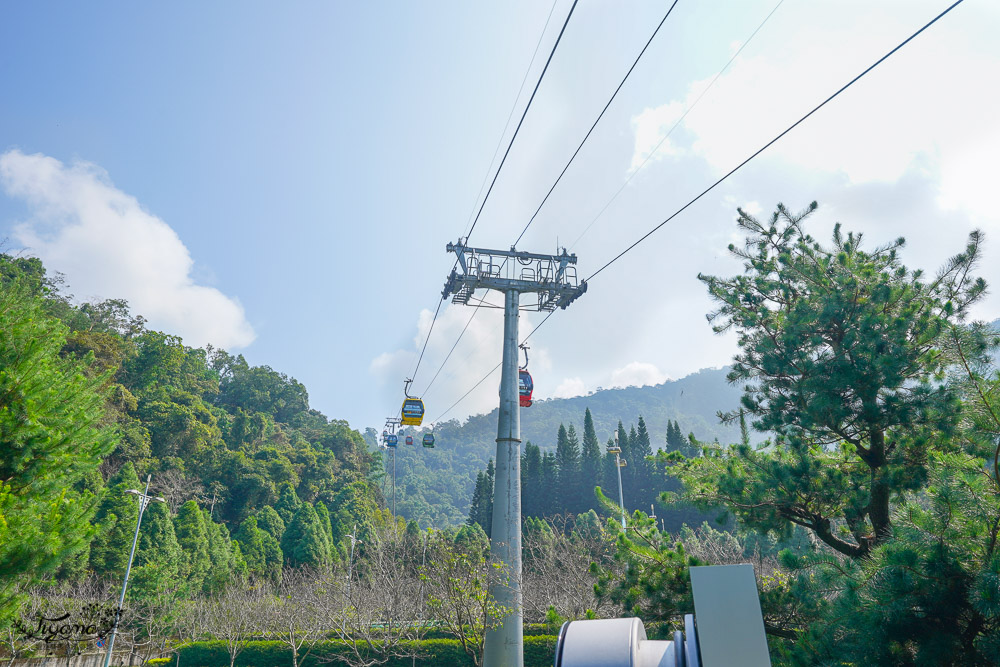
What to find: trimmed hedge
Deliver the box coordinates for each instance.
[166,636,558,667]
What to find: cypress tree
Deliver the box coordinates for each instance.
[580,409,603,512]
[234,517,266,576]
[204,515,240,592]
[89,462,142,578]
[484,459,495,537]
[522,442,543,518]
[130,500,182,597]
[634,416,654,507]
[174,500,211,593]
[273,483,302,525]
[280,503,331,569]
[540,452,558,517]
[468,471,488,531]
[254,505,286,543]
[315,501,336,562]
[555,424,581,511]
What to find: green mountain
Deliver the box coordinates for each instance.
[370,367,746,527]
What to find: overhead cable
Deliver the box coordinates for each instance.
[587,0,965,282]
[569,0,786,249]
[512,0,682,248]
[432,0,966,422]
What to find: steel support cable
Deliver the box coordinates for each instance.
[462,0,560,239]
[587,0,965,282]
[422,1,680,401]
[512,0,682,248]
[400,0,578,404]
[568,0,786,249]
[464,0,580,243]
[427,0,965,424]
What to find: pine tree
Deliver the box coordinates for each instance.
[580,409,603,513]
[540,452,558,517]
[0,275,116,623]
[280,503,331,569]
[174,500,211,593]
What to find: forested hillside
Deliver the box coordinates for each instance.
[0,254,383,611]
[371,367,745,526]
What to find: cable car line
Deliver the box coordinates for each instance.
[426,0,963,424]
[461,0,560,240]
[414,1,683,404]
[568,0,786,250]
[464,0,580,244]
[398,0,579,399]
[586,0,965,283]
[512,0,682,248]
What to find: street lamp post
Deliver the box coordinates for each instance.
[103,475,165,667]
[608,431,627,530]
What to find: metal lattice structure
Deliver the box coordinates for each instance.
[439,239,586,667]
[442,241,587,311]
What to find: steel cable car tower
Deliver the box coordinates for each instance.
[442,240,586,667]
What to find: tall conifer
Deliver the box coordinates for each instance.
[580,409,602,513]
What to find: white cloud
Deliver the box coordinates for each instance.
[629,2,1000,202]
[0,150,255,349]
[629,101,684,171]
[610,361,669,389]
[552,377,587,399]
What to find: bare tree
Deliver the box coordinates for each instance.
[422,536,511,667]
[318,527,425,667]
[202,580,268,667]
[522,515,619,623]
[156,468,206,514]
[261,568,328,667]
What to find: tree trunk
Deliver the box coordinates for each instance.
[867,429,891,547]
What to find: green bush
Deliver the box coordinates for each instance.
[167,636,559,667]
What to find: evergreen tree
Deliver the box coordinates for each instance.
[0,275,116,624]
[521,442,543,518]
[555,424,581,511]
[130,500,182,597]
[467,471,489,532]
[254,506,286,544]
[174,500,211,593]
[633,416,654,508]
[234,516,281,582]
[89,463,142,579]
[580,409,603,512]
[315,501,335,562]
[273,482,302,525]
[483,459,495,537]
[204,515,242,592]
[540,452,558,517]
[280,503,331,569]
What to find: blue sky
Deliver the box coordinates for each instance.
[3,1,999,432]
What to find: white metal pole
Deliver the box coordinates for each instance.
[615,450,626,531]
[103,475,151,667]
[483,289,523,667]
